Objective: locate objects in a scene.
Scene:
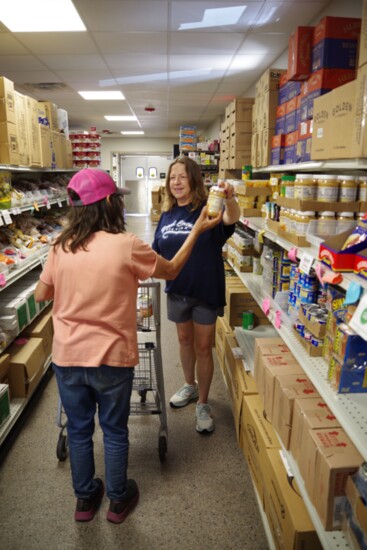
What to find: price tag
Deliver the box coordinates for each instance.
[33,201,39,212]
[262,298,271,315]
[0,273,6,287]
[1,210,12,224]
[58,200,62,207]
[299,252,314,274]
[47,202,51,210]
[232,347,244,359]
[349,292,367,341]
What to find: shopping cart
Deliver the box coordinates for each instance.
[56,279,168,463]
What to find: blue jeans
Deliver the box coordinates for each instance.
[53,363,134,501]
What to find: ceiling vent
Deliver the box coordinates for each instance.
[18,82,74,94]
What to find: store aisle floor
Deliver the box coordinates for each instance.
[0,215,269,550]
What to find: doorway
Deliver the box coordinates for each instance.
[117,155,171,215]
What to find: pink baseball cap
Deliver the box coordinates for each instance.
[67,168,131,206]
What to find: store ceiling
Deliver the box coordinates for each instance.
[0,0,343,138]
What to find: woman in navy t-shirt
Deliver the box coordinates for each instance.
[152,156,240,433]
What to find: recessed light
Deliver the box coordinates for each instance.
[105,115,137,121]
[78,91,125,100]
[0,0,86,32]
[121,131,145,135]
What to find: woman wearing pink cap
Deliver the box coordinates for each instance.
[35,168,221,525]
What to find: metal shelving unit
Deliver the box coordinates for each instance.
[230,200,367,547]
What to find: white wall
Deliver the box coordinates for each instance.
[100,137,176,171]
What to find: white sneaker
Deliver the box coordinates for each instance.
[196,403,215,433]
[169,383,198,408]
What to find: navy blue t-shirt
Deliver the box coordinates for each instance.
[152,203,235,308]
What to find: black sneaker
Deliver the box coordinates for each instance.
[106,479,139,524]
[74,478,104,522]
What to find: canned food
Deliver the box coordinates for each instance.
[242,310,254,330]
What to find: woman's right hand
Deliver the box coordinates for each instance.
[193,205,222,234]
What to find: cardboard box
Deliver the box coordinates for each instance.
[345,475,367,540]
[13,91,30,167]
[275,196,359,213]
[0,383,10,427]
[25,95,42,167]
[312,16,361,72]
[0,353,10,384]
[24,306,53,359]
[254,345,299,401]
[278,80,302,105]
[215,314,233,369]
[304,427,362,530]
[256,68,286,95]
[7,337,46,398]
[290,397,340,467]
[301,68,355,120]
[319,229,366,272]
[263,449,322,550]
[0,76,16,124]
[284,130,298,164]
[263,362,304,423]
[224,282,271,328]
[224,334,258,431]
[240,394,280,504]
[329,79,357,159]
[288,26,314,81]
[272,372,320,449]
[311,91,332,160]
[0,121,19,165]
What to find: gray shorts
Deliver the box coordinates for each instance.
[167,293,223,325]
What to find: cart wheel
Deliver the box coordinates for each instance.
[138,390,147,403]
[158,434,167,462]
[57,433,68,462]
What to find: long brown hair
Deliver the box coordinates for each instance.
[53,190,126,253]
[162,156,208,212]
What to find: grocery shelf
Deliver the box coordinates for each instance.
[240,216,367,292]
[282,449,351,549]
[258,159,367,173]
[233,269,367,461]
[0,356,52,446]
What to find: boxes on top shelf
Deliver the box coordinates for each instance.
[0,76,16,125]
[312,16,361,72]
[288,26,314,81]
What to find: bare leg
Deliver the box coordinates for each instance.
[175,320,196,385]
[193,322,216,404]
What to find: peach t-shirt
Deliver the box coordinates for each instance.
[40,231,157,367]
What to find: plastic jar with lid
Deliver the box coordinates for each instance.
[358,176,367,202]
[317,211,336,237]
[316,174,339,202]
[337,175,358,202]
[279,207,287,231]
[294,174,316,200]
[207,185,225,217]
[296,210,316,236]
[336,212,356,232]
[281,175,295,198]
[288,209,298,234]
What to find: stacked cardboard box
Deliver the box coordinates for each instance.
[219,97,254,177]
[252,68,286,168]
[0,76,19,166]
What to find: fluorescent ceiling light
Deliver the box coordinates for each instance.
[0,0,86,32]
[105,115,137,121]
[79,91,125,100]
[179,6,246,30]
[121,131,145,135]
